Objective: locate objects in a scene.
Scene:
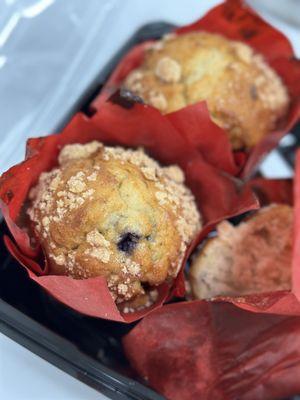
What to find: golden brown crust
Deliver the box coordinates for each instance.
[28,141,201,309]
[189,204,292,299]
[124,32,289,149]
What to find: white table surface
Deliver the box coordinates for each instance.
[0,333,103,400]
[0,1,299,399]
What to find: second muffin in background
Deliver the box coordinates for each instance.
[124,32,289,150]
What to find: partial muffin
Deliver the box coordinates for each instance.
[27,141,201,311]
[189,204,292,299]
[124,32,289,149]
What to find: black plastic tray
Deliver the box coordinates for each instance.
[0,21,299,400]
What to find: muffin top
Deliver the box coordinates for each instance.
[124,32,289,149]
[189,204,292,299]
[27,141,201,310]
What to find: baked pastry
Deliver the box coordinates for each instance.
[27,141,201,311]
[189,204,292,299]
[124,32,289,149]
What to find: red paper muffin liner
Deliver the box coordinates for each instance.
[123,302,300,400]
[122,153,300,398]
[92,0,300,179]
[0,111,257,323]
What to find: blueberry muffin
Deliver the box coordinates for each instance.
[124,32,289,149]
[27,141,201,311]
[189,204,292,299]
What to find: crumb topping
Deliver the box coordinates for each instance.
[58,141,103,164]
[67,172,87,193]
[141,166,157,181]
[155,56,182,83]
[163,165,184,183]
[85,247,111,264]
[51,254,66,266]
[231,42,253,64]
[86,229,110,247]
[124,70,144,93]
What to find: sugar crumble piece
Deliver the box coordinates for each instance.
[86,229,110,248]
[124,70,144,92]
[124,258,141,276]
[58,141,103,165]
[67,172,86,193]
[155,191,168,205]
[141,166,157,181]
[163,165,184,183]
[42,216,50,227]
[87,172,97,181]
[117,283,128,295]
[82,188,95,199]
[50,253,66,266]
[231,42,253,64]
[85,248,111,264]
[155,56,182,83]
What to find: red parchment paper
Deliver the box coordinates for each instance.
[123,301,300,400]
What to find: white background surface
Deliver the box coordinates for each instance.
[0,1,299,399]
[0,333,100,400]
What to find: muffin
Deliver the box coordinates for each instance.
[27,141,201,311]
[124,32,289,149]
[189,204,292,299]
